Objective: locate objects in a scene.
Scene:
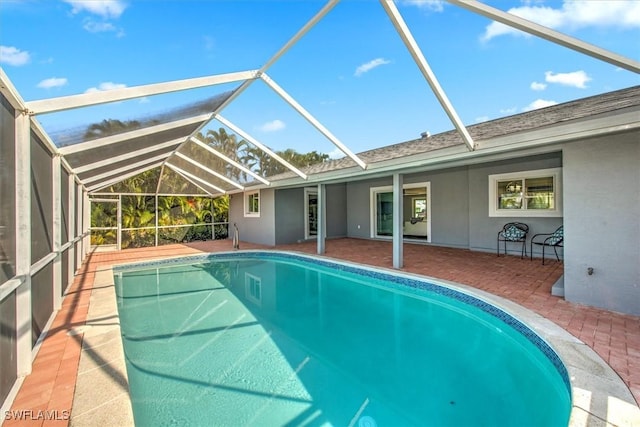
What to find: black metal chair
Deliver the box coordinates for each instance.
[497,222,529,258]
[530,225,563,265]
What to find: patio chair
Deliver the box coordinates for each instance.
[497,222,529,258]
[530,225,563,265]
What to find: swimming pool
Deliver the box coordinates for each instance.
[114,251,571,426]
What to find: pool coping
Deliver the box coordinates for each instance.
[73,250,640,426]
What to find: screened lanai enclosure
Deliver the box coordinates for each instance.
[1,0,640,419]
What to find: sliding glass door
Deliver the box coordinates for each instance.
[371,182,430,241]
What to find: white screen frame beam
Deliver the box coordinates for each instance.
[381,0,475,151]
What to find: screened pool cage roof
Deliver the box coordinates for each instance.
[14,0,640,197]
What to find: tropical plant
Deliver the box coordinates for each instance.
[83,118,143,141]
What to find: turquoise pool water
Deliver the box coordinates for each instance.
[114,252,571,426]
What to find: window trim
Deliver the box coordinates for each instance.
[489,168,562,217]
[244,190,260,218]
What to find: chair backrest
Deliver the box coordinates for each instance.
[547,226,563,245]
[502,222,528,239]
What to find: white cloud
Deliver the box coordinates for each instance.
[259,119,285,132]
[64,0,127,19]
[403,0,445,12]
[545,70,591,88]
[481,1,640,42]
[500,106,517,114]
[0,45,30,66]
[475,116,490,123]
[83,19,114,32]
[37,77,68,89]
[327,148,345,159]
[84,81,127,93]
[354,58,391,77]
[523,99,558,111]
[530,81,547,91]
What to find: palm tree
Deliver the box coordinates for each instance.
[83,119,142,141]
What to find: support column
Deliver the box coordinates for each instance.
[392,173,403,269]
[83,190,90,258]
[15,111,32,377]
[52,155,62,309]
[155,194,159,247]
[75,184,83,268]
[68,174,76,279]
[317,183,326,255]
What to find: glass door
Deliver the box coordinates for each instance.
[305,189,318,239]
[371,182,431,241]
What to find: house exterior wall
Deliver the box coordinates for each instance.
[273,184,348,245]
[274,188,304,245]
[326,183,348,239]
[467,153,563,253]
[229,188,276,246]
[346,177,390,239]
[562,132,640,316]
[343,153,561,253]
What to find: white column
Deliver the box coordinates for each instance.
[154,194,159,246]
[317,184,326,255]
[14,111,32,377]
[83,190,90,258]
[68,175,76,278]
[75,184,83,268]
[392,173,403,269]
[52,155,62,309]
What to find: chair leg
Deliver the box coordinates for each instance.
[542,245,546,265]
[553,246,560,261]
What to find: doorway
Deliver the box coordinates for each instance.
[304,188,318,240]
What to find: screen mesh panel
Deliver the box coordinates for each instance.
[0,291,17,404]
[79,145,176,184]
[31,262,54,346]
[61,249,69,296]
[0,94,16,283]
[99,168,162,194]
[48,91,235,148]
[156,167,207,195]
[64,122,199,170]
[61,167,70,243]
[167,155,236,193]
[31,134,54,264]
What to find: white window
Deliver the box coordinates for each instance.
[489,168,562,217]
[245,273,262,306]
[244,190,260,217]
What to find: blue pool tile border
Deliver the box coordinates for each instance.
[114,250,571,394]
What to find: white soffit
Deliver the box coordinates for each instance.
[448,0,640,74]
[380,0,475,151]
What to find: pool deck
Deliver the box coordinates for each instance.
[2,238,639,426]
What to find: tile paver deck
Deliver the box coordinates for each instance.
[3,238,639,426]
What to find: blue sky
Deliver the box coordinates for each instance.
[1,0,639,156]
